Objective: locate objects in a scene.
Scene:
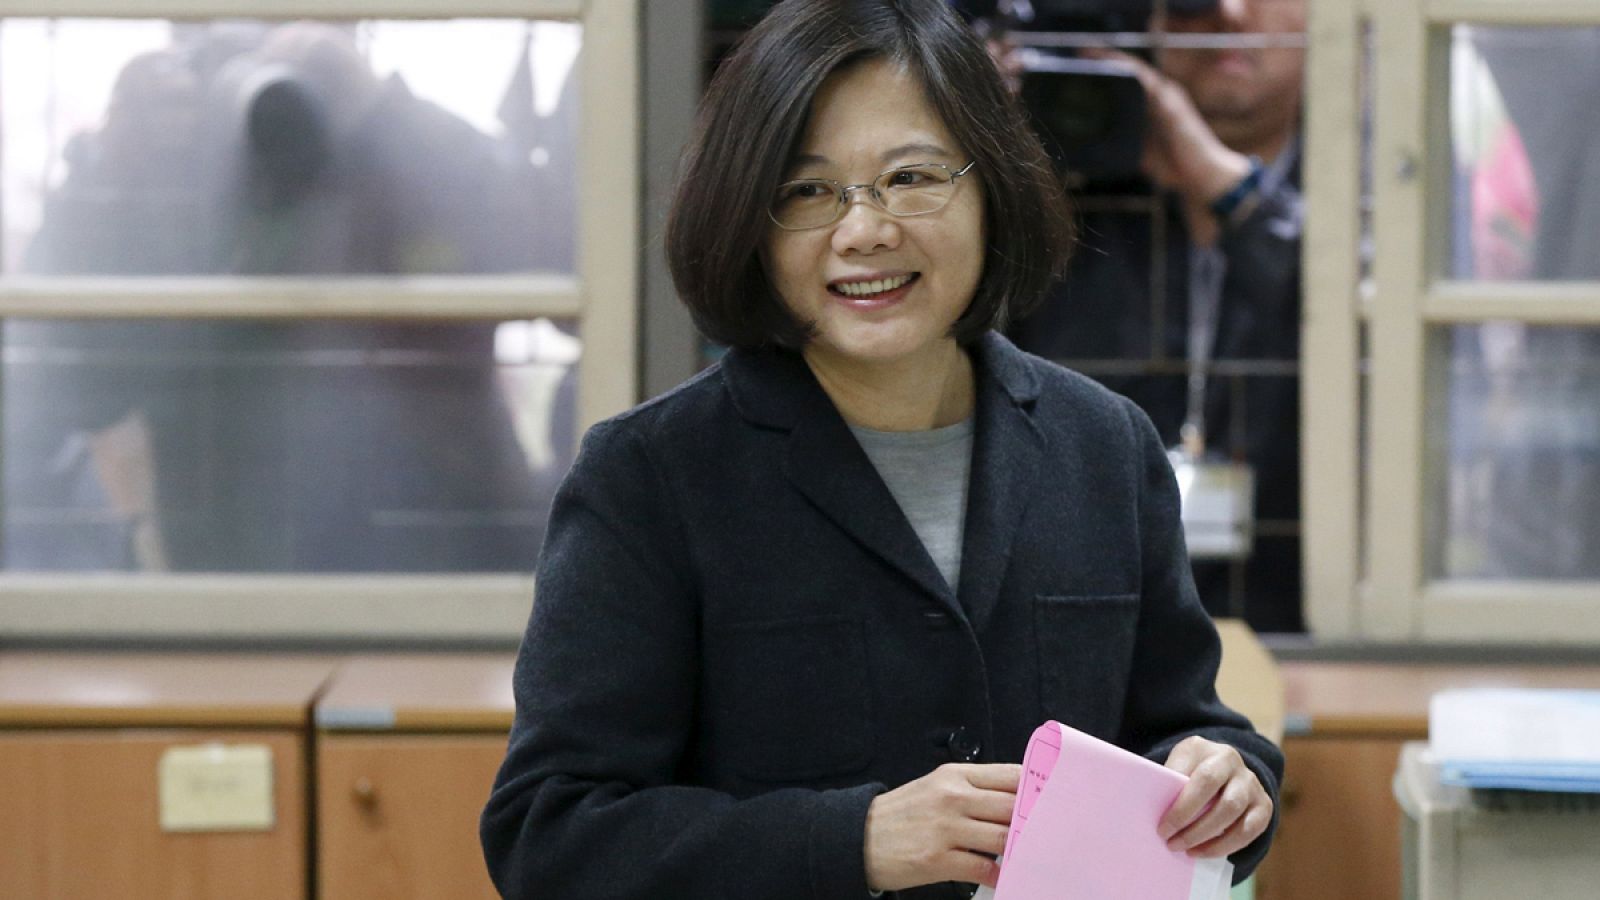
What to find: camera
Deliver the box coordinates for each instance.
[960,0,1221,189]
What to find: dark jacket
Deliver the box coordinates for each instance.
[481,332,1283,899]
[1011,157,1305,631]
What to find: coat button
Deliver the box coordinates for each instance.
[946,727,982,762]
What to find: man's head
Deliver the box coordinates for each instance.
[1157,0,1307,152]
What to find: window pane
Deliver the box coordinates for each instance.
[2,318,579,573]
[2,18,579,276]
[1447,26,1600,281]
[1433,324,1600,579]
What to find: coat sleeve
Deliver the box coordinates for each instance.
[479,418,884,900]
[1113,397,1285,882]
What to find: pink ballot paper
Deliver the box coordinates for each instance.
[979,721,1233,900]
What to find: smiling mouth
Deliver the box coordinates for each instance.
[828,273,919,299]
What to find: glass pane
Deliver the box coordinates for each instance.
[1447,26,1600,281]
[2,18,579,277]
[1432,324,1600,579]
[1,318,580,573]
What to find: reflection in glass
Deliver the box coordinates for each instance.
[1436,324,1600,579]
[1448,26,1600,282]
[1,318,580,573]
[2,18,580,276]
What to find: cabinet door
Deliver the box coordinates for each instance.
[0,729,307,900]
[1254,737,1408,900]
[317,733,508,900]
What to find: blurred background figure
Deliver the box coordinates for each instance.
[993,0,1309,631]
[5,20,580,573]
[1443,26,1600,581]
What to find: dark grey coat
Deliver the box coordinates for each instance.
[481,332,1283,900]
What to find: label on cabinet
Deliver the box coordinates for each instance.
[158,743,275,832]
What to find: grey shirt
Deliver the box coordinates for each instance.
[848,418,975,591]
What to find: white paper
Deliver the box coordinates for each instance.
[1431,689,1600,764]
[1188,857,1234,900]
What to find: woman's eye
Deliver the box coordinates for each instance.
[781,182,831,201]
[887,169,933,188]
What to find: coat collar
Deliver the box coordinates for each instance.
[721,332,1046,631]
[722,331,1041,429]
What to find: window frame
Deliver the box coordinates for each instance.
[1303,0,1600,642]
[0,0,640,641]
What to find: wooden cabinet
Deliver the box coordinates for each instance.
[1253,662,1600,900]
[1255,734,1411,900]
[315,654,514,900]
[0,653,334,900]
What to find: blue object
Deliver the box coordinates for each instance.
[1210,156,1265,221]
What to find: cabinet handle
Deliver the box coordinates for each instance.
[352,776,378,809]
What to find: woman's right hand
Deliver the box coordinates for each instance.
[863,763,1022,893]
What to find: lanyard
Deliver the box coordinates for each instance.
[1181,246,1226,456]
[1179,140,1299,457]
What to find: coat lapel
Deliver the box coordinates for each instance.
[722,347,959,614]
[957,333,1046,633]
[720,334,1047,627]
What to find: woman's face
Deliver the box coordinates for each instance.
[763,59,986,374]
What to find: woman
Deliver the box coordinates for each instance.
[481,2,1282,897]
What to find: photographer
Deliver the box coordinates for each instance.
[1009,0,1308,632]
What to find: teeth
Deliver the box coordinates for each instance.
[835,274,913,297]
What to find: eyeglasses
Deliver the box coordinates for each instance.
[768,160,978,231]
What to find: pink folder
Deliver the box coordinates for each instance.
[988,721,1233,900]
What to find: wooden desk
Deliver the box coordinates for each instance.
[1254,661,1600,900]
[315,654,515,900]
[0,653,335,900]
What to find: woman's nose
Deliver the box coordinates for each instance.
[830,195,899,254]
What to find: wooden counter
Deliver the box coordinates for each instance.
[1256,660,1600,900]
[1215,619,1286,745]
[0,653,337,900]
[315,654,515,900]
[1280,661,1600,737]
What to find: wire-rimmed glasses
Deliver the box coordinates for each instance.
[768,160,978,231]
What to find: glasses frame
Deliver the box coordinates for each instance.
[767,160,979,231]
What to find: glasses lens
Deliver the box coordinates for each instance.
[876,164,955,216]
[772,180,842,229]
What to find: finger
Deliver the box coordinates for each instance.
[1159,751,1234,838]
[1166,776,1252,851]
[940,849,1003,889]
[1162,736,1211,777]
[1185,799,1274,859]
[951,819,1011,858]
[963,785,1023,824]
[962,763,1023,793]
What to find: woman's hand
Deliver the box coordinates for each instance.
[1159,736,1274,858]
[863,763,1021,893]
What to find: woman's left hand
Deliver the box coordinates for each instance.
[1158,736,1274,858]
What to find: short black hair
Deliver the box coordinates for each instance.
[666,0,1073,350]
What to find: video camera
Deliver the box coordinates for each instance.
[958,0,1221,190]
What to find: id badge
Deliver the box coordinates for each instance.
[1167,449,1255,560]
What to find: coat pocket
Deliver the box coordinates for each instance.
[1033,593,1140,735]
[710,613,873,783]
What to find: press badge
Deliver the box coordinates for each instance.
[1167,448,1255,561]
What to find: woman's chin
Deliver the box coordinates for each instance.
[808,329,955,370]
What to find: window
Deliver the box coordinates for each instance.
[1304,0,1600,642]
[0,0,640,641]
